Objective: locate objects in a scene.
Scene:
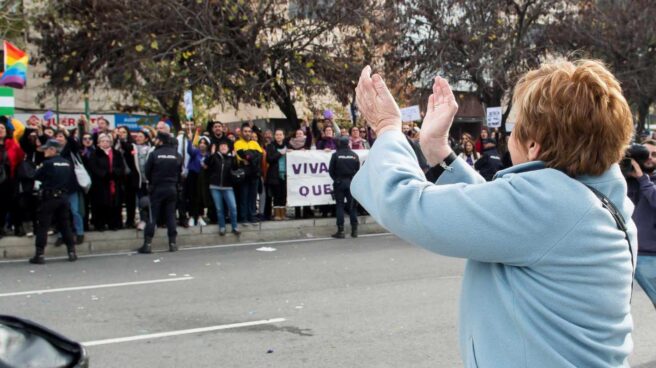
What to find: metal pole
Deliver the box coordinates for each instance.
[84,94,90,121]
[55,93,60,124]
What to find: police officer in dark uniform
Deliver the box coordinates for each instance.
[138,132,182,254]
[30,139,78,264]
[329,136,361,239]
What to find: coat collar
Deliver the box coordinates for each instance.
[493,160,624,185]
[493,161,547,179]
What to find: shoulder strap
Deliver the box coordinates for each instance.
[584,184,635,301]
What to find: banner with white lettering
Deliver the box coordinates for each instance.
[286,150,369,206]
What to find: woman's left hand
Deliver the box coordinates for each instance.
[355,66,401,136]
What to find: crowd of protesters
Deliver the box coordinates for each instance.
[0,109,518,242]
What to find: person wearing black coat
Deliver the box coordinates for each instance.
[328,136,361,238]
[17,124,44,236]
[86,133,126,231]
[205,142,240,236]
[206,120,234,152]
[115,126,139,228]
[265,130,288,221]
[138,132,183,253]
[52,129,87,244]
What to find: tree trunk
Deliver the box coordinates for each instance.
[155,93,182,132]
[272,81,299,130]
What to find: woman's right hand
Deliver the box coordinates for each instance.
[355,66,402,136]
[420,76,459,166]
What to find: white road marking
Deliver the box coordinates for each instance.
[0,277,194,298]
[82,318,287,347]
[0,233,394,263]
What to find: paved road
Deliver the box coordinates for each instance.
[0,235,654,367]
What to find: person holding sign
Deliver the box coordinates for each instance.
[352,60,636,367]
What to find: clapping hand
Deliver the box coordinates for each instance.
[355,66,401,136]
[420,76,459,166]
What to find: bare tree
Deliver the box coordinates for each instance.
[553,0,656,133]
[388,0,567,124]
[31,0,377,130]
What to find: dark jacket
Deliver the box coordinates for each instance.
[265,141,287,185]
[316,137,337,150]
[406,136,429,172]
[209,133,234,153]
[474,153,505,182]
[86,147,127,206]
[145,143,182,188]
[329,137,360,184]
[35,155,76,193]
[116,139,139,188]
[60,135,81,164]
[627,174,656,255]
[205,152,236,188]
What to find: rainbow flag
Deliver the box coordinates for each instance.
[0,41,28,89]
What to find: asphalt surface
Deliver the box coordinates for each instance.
[0,235,654,367]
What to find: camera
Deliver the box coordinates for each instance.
[620,143,649,176]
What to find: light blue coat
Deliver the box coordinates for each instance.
[351,131,636,367]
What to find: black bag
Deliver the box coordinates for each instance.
[0,164,6,185]
[0,150,7,184]
[230,167,246,184]
[16,159,36,181]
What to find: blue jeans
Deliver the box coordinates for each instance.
[635,255,656,306]
[211,188,238,231]
[57,191,84,240]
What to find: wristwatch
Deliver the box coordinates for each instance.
[425,152,457,181]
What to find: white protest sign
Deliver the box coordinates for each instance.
[505,122,515,132]
[486,107,502,128]
[286,150,369,206]
[184,90,193,120]
[400,105,421,122]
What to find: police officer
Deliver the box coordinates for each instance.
[328,136,361,238]
[29,139,78,264]
[138,132,182,253]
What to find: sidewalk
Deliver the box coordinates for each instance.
[0,216,386,260]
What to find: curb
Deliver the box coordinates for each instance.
[0,216,387,260]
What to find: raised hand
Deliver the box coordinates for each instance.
[355,66,401,136]
[420,76,459,166]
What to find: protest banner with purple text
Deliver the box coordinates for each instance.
[286,150,369,206]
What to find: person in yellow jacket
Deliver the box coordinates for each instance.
[234,123,264,225]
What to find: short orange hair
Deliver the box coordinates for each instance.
[512,59,633,176]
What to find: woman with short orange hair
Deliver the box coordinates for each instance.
[352,59,636,367]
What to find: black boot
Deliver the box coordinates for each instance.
[67,246,78,262]
[351,225,358,238]
[137,238,152,254]
[29,248,45,265]
[76,235,85,245]
[331,226,345,239]
[169,240,178,252]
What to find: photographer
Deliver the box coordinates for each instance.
[626,140,656,307]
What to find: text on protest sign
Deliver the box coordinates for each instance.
[286,150,369,207]
[14,113,116,130]
[486,107,503,128]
